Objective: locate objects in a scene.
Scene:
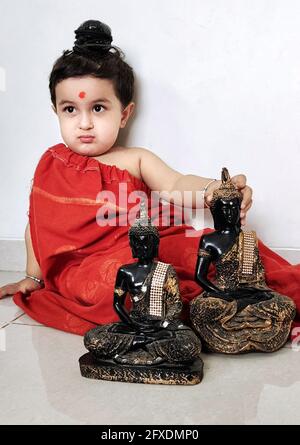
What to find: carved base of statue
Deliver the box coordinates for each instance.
[79,353,203,386]
[80,321,203,385]
[190,168,296,354]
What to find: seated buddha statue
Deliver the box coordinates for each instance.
[82,200,202,383]
[190,168,296,354]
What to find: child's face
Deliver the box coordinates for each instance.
[53,76,134,156]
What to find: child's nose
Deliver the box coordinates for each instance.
[79,112,94,129]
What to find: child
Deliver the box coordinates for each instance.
[1,20,299,336]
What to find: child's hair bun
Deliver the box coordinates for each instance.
[72,19,113,59]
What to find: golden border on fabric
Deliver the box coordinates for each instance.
[32,186,127,211]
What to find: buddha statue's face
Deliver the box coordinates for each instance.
[129,234,159,260]
[212,197,241,229]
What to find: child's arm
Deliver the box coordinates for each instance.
[25,222,43,279]
[0,223,43,299]
[138,147,252,225]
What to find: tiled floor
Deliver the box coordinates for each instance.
[0,270,300,425]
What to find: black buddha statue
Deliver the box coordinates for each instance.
[190,168,296,354]
[80,199,203,384]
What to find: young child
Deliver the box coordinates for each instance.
[1,20,299,336]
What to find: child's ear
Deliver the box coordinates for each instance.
[120,102,135,128]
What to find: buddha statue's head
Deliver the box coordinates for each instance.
[128,199,160,260]
[210,168,243,231]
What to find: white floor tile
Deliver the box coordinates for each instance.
[0,270,25,284]
[12,313,43,326]
[0,323,300,425]
[0,297,24,324]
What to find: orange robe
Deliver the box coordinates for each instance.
[13,144,300,338]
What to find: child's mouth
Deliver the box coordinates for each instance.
[79,136,95,143]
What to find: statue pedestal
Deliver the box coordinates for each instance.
[79,352,203,385]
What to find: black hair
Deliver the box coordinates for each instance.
[49,20,134,110]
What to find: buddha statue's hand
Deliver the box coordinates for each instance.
[132,320,162,334]
[222,287,259,300]
[238,286,258,293]
[208,291,235,302]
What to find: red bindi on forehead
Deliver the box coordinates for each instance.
[78,91,86,99]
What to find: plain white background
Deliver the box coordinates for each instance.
[0,0,299,249]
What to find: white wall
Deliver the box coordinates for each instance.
[1,0,300,249]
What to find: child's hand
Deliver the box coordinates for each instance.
[205,174,253,226]
[231,175,253,225]
[0,277,43,300]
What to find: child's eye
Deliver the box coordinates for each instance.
[62,104,105,114]
[63,106,75,113]
[93,104,105,112]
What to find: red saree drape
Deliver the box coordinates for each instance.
[13,144,300,338]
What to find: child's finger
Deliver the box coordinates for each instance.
[240,200,253,215]
[0,286,10,298]
[240,187,253,209]
[232,174,247,188]
[0,286,9,298]
[0,283,19,298]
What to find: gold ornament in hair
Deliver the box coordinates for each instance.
[210,167,242,210]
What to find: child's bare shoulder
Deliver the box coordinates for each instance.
[113,145,149,156]
[116,146,156,164]
[101,145,149,180]
[118,146,157,176]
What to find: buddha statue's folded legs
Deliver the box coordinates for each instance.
[84,323,202,365]
[190,291,296,353]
